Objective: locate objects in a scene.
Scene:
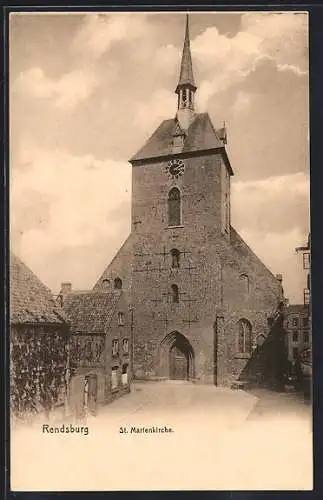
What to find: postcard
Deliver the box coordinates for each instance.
[9,10,312,491]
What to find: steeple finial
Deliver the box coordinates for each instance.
[176,13,196,93]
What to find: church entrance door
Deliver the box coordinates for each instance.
[160,331,194,381]
[170,344,189,380]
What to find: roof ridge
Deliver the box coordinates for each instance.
[229,226,278,282]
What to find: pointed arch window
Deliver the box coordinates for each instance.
[102,279,111,289]
[171,284,179,303]
[240,274,250,294]
[114,277,122,290]
[168,188,181,227]
[237,319,252,354]
[170,249,180,268]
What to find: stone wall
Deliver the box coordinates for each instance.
[93,151,283,386]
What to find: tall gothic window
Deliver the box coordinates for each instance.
[170,248,180,268]
[171,284,179,303]
[237,319,252,354]
[240,274,250,294]
[168,188,181,227]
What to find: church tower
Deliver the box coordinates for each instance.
[175,14,197,133]
[128,15,235,383]
[94,14,284,387]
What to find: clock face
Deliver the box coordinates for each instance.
[165,159,185,180]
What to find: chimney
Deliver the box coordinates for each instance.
[60,282,72,294]
[276,274,283,282]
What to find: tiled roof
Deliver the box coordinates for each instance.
[130,113,233,174]
[64,292,122,334]
[10,253,68,325]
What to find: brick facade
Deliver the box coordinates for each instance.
[94,151,283,387]
[64,291,132,416]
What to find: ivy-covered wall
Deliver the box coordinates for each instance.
[69,335,105,368]
[10,325,69,420]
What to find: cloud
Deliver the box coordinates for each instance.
[10,145,131,259]
[71,13,149,61]
[9,13,309,300]
[194,12,308,109]
[13,67,99,110]
[134,88,176,134]
[231,172,310,235]
[239,227,308,304]
[277,63,308,76]
[232,91,251,114]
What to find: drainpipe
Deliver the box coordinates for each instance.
[214,315,224,386]
[64,330,71,417]
[129,306,134,386]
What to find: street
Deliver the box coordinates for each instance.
[11,381,312,491]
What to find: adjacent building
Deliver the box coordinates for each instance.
[284,304,311,362]
[10,253,70,420]
[93,16,285,387]
[63,289,132,417]
[295,233,312,393]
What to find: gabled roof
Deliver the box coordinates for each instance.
[10,253,68,325]
[64,291,122,335]
[130,113,233,174]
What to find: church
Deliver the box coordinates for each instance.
[93,16,284,387]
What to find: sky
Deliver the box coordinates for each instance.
[9,11,309,303]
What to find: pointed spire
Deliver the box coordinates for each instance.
[176,13,196,93]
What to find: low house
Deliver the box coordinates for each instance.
[10,253,70,421]
[63,290,132,417]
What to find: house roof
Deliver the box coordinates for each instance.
[130,113,233,175]
[64,291,122,335]
[10,253,68,325]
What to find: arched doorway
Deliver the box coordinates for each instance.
[160,331,194,381]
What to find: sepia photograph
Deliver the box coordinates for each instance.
[9,10,312,491]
